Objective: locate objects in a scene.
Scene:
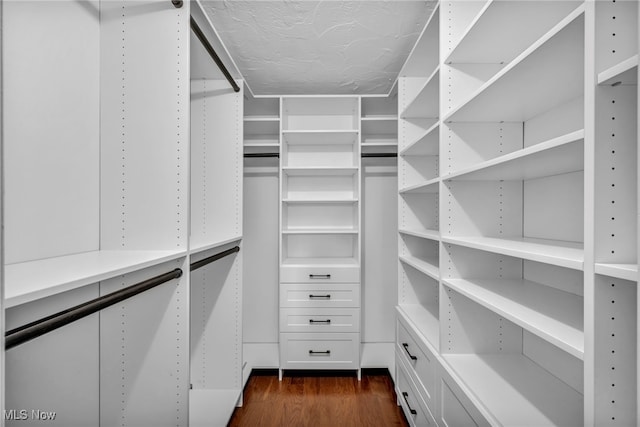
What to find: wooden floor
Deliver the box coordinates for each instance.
[228,369,409,427]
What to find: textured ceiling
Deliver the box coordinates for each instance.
[201,1,435,96]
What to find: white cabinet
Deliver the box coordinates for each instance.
[279,97,361,377]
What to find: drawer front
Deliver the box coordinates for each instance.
[280,265,360,283]
[280,308,360,333]
[396,355,437,427]
[439,368,490,427]
[280,332,359,370]
[396,318,436,408]
[280,283,360,308]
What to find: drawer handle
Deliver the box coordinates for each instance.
[309,319,331,324]
[401,392,417,415]
[309,294,331,299]
[310,274,331,279]
[402,343,418,361]
[309,350,331,355]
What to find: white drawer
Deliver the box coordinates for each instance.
[279,332,359,370]
[280,265,359,283]
[280,307,360,333]
[280,283,360,308]
[396,354,437,427]
[397,317,437,409]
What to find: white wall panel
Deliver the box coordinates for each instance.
[100,0,189,251]
[6,285,99,427]
[362,161,397,343]
[243,169,279,344]
[3,0,100,264]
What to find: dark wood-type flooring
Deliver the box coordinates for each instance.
[228,369,409,427]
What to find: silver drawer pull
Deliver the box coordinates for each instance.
[309,274,331,279]
[402,343,418,361]
[309,319,331,324]
[309,294,331,299]
[309,350,331,355]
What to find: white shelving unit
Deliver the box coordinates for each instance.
[189,5,244,421]
[279,96,361,378]
[242,95,281,382]
[360,96,398,371]
[395,1,639,426]
[4,1,193,425]
[3,1,244,426]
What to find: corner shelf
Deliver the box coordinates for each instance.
[400,121,439,156]
[445,0,583,65]
[442,278,583,359]
[444,6,585,122]
[441,236,584,271]
[401,67,440,119]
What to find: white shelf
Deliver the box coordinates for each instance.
[399,178,439,194]
[244,116,279,122]
[399,228,440,242]
[282,257,359,267]
[189,388,241,427]
[282,198,358,204]
[244,143,279,149]
[282,228,358,235]
[443,354,582,427]
[445,0,582,65]
[282,167,358,176]
[443,278,583,359]
[442,236,584,271]
[282,130,358,145]
[597,54,639,86]
[190,236,243,256]
[445,6,585,122]
[361,115,397,121]
[401,67,440,119]
[443,130,584,181]
[397,304,440,352]
[5,249,187,308]
[595,263,638,282]
[400,121,439,156]
[400,255,440,282]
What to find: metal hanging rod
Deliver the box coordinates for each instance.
[244,153,280,158]
[362,153,397,158]
[190,246,240,272]
[5,268,183,350]
[172,0,240,93]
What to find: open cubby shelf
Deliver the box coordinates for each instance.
[396,1,636,424]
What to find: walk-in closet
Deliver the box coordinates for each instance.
[1,0,638,426]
